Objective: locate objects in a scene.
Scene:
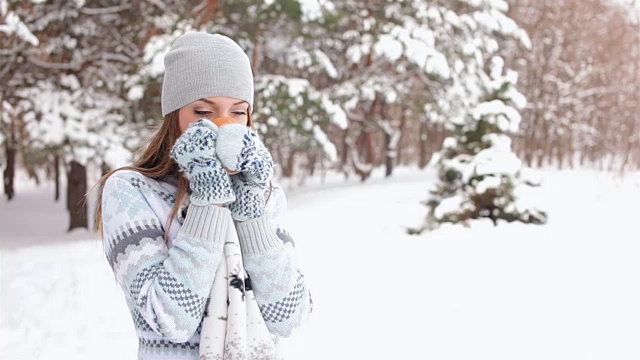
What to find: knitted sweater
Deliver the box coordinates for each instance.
[101,169,312,359]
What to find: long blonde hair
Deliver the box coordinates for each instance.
[91,109,253,243]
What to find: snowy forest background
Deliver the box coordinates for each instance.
[3,1,640,360]
[1,0,639,230]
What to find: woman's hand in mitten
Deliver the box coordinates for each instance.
[226,173,271,221]
[216,124,274,187]
[170,119,236,206]
[215,124,274,221]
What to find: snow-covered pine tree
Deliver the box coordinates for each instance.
[234,0,348,178]
[0,0,196,229]
[424,55,547,229]
[253,75,346,177]
[404,0,548,231]
[310,0,454,180]
[0,0,39,200]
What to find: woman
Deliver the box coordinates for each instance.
[93,32,312,360]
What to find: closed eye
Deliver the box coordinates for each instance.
[195,110,212,115]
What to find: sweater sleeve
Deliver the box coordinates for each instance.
[101,172,232,343]
[235,185,313,337]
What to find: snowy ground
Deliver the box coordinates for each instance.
[2,167,640,360]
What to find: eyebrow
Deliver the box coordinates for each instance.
[198,98,247,106]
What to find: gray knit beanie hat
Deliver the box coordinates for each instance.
[161,32,254,116]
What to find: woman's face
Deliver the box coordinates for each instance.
[178,96,249,133]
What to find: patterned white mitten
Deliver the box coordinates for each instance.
[170,119,235,206]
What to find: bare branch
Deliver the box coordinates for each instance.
[27,57,81,71]
[80,4,132,15]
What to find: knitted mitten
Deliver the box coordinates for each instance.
[225,174,268,221]
[170,119,236,206]
[216,124,274,221]
[216,124,274,186]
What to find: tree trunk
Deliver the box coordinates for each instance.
[3,140,15,201]
[67,160,88,231]
[354,130,374,182]
[195,0,220,28]
[54,153,60,201]
[340,128,349,179]
[349,129,373,182]
[307,152,317,177]
[427,122,446,166]
[418,120,428,168]
[381,103,395,178]
[384,129,393,177]
[26,166,40,185]
[396,109,406,166]
[555,138,564,169]
[364,130,375,167]
[352,92,379,182]
[282,150,296,178]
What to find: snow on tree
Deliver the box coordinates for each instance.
[308,0,457,180]
[17,76,130,170]
[0,0,41,201]
[425,0,547,228]
[14,75,132,230]
[0,0,204,229]
[0,0,38,46]
[254,75,346,177]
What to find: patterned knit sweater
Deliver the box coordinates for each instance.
[101,169,312,359]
